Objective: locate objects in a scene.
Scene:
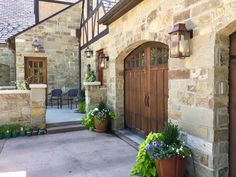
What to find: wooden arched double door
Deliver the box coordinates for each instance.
[125,42,168,135]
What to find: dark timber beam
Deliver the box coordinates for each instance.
[34,0,39,23]
[39,0,74,5]
[98,0,143,25]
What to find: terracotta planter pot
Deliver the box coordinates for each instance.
[94,116,109,132]
[155,156,185,177]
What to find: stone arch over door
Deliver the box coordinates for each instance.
[112,40,169,132]
[0,64,10,86]
[215,20,236,177]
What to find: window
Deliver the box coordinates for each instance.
[25,57,47,84]
[87,0,93,17]
[97,50,104,85]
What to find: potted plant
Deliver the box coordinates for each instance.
[32,127,39,136]
[146,122,190,177]
[82,102,116,132]
[5,130,11,139]
[20,127,25,136]
[0,130,3,140]
[38,125,46,135]
[12,130,18,138]
[25,127,32,136]
[85,70,96,82]
[93,102,116,132]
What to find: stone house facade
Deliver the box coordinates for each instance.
[0,0,35,85]
[80,0,236,176]
[0,0,80,86]
[11,1,83,92]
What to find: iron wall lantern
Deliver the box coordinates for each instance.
[32,39,41,52]
[169,23,193,58]
[85,47,93,58]
[100,53,109,68]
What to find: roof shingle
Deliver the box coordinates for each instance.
[0,0,35,43]
[102,0,120,13]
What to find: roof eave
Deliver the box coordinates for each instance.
[98,0,143,25]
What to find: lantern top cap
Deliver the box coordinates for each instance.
[32,39,40,46]
[85,47,92,52]
[169,23,188,34]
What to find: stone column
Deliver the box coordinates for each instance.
[30,84,47,127]
[84,82,107,112]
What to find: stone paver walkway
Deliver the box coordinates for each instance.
[0,131,137,177]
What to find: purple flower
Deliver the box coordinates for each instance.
[146,144,151,152]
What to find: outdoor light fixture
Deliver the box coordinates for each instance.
[85,47,93,58]
[32,39,41,52]
[169,23,193,58]
[100,53,109,68]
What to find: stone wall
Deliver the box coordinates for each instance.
[0,44,15,85]
[80,0,236,176]
[84,82,107,112]
[0,90,31,125]
[15,2,82,93]
[0,84,47,127]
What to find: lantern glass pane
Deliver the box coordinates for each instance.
[86,51,91,58]
[179,31,190,57]
[170,32,179,57]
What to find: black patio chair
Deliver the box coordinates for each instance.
[64,89,79,109]
[48,89,63,109]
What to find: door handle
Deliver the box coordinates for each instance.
[144,95,147,106]
[147,96,149,107]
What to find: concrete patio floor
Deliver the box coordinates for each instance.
[0,130,137,177]
[46,106,85,124]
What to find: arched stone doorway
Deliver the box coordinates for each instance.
[124,42,168,134]
[215,20,236,177]
[230,32,236,177]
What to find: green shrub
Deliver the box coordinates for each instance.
[131,132,163,177]
[162,122,179,145]
[79,89,85,102]
[0,124,28,133]
[79,101,86,113]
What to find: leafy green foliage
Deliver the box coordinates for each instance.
[162,122,179,145]
[79,101,86,113]
[85,71,96,82]
[146,122,190,160]
[13,80,28,90]
[94,102,117,122]
[82,110,95,131]
[98,101,106,110]
[131,132,163,177]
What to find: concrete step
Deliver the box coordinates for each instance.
[114,129,145,150]
[47,123,86,134]
[47,120,82,128]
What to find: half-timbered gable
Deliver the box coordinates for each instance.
[80,0,119,49]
